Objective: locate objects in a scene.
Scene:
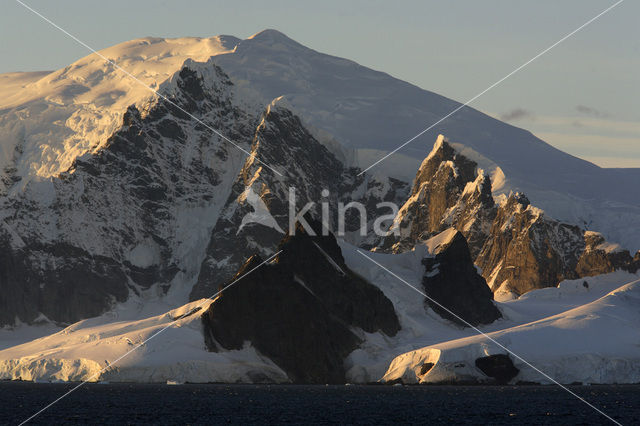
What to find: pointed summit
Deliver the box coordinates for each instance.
[247,29,299,45]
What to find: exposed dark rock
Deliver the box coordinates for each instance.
[0,63,257,325]
[190,102,409,301]
[422,230,502,326]
[385,136,637,297]
[278,218,400,336]
[0,60,410,326]
[475,354,519,384]
[478,200,638,295]
[201,219,399,383]
[632,252,640,273]
[475,194,585,295]
[201,254,360,384]
[177,68,207,104]
[0,232,129,325]
[378,137,482,253]
[419,362,435,375]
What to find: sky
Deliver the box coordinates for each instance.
[1,0,638,168]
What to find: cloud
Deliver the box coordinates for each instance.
[500,108,534,122]
[575,105,609,118]
[534,131,640,168]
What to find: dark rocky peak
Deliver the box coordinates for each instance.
[421,229,502,327]
[376,135,492,254]
[269,215,400,337]
[248,99,347,183]
[412,135,477,196]
[381,135,636,298]
[122,104,142,127]
[176,67,207,103]
[153,62,239,121]
[202,251,358,384]
[475,171,495,208]
[190,100,352,301]
[190,97,408,301]
[431,228,473,260]
[278,215,342,263]
[201,223,400,383]
[511,192,530,208]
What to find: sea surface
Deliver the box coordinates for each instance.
[0,382,637,425]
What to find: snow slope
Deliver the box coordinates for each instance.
[0,318,60,352]
[0,297,287,383]
[338,237,640,384]
[0,36,237,188]
[380,271,640,385]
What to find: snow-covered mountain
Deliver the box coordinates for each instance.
[1,29,639,385]
[209,30,640,253]
[1,30,638,251]
[0,57,405,325]
[0,37,238,186]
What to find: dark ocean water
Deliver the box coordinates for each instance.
[0,382,636,425]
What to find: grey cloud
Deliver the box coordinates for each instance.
[500,108,534,122]
[576,105,609,118]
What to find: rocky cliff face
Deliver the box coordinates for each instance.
[378,135,495,257]
[0,52,632,332]
[576,232,640,277]
[475,194,585,295]
[477,194,639,296]
[0,234,129,325]
[381,136,637,297]
[190,101,408,300]
[422,229,502,326]
[201,219,400,383]
[0,60,408,326]
[0,64,257,324]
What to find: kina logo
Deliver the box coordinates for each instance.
[237,187,285,235]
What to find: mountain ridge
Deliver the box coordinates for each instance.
[378,135,639,297]
[0,29,639,386]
